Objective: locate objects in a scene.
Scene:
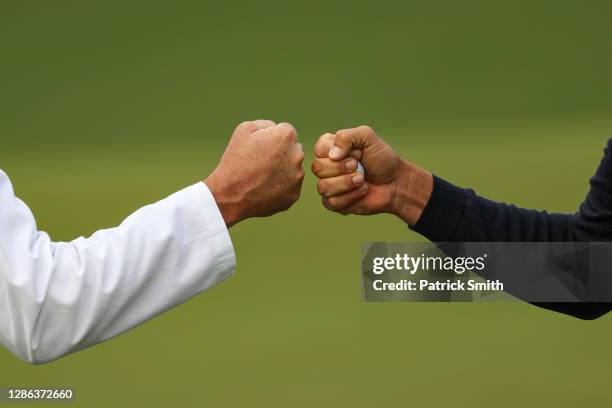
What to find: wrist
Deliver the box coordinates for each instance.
[204,172,245,228]
[390,159,433,226]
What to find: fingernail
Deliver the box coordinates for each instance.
[352,174,365,185]
[358,183,369,193]
[345,159,357,172]
[329,146,342,159]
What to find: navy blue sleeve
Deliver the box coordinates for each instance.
[411,139,612,319]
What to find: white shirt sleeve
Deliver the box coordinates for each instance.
[0,169,236,364]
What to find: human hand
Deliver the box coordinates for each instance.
[205,120,305,227]
[311,126,432,225]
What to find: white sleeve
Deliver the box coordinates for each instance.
[0,170,236,364]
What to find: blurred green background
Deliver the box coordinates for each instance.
[1,1,612,406]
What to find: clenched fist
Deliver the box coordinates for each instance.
[311,126,432,226]
[205,120,305,227]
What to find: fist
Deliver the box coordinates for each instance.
[311,126,432,225]
[205,120,305,226]
[311,126,401,215]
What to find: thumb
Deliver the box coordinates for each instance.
[329,126,375,161]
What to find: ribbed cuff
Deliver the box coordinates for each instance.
[410,175,468,242]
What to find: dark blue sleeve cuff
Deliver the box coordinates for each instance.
[411,175,469,242]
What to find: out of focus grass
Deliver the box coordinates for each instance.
[1,1,612,407]
[2,120,612,407]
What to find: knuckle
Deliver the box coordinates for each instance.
[273,127,293,142]
[322,132,335,142]
[311,159,321,175]
[238,121,254,131]
[316,133,331,144]
[317,180,327,196]
[327,197,340,209]
[296,168,305,180]
[358,125,374,135]
[314,143,328,157]
[291,189,301,202]
[335,131,349,143]
[283,130,295,142]
[314,133,334,156]
[279,122,296,134]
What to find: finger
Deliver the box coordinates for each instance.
[345,199,372,216]
[329,125,375,161]
[294,143,305,166]
[350,150,362,160]
[322,196,349,214]
[314,135,361,160]
[251,119,277,130]
[317,173,365,198]
[314,133,335,158]
[323,184,369,212]
[276,122,298,143]
[239,119,276,134]
[311,157,358,178]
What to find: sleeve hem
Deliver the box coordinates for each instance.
[410,175,468,242]
[176,182,237,283]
